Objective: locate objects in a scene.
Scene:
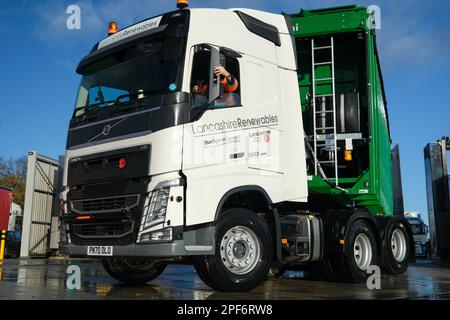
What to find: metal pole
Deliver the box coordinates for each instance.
[311,39,318,175]
[331,37,338,186]
[0,230,6,261]
[20,151,38,257]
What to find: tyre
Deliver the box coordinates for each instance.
[102,257,166,284]
[343,93,360,133]
[318,259,342,281]
[192,209,273,292]
[328,219,379,283]
[382,219,411,275]
[193,257,215,288]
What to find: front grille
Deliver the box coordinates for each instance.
[70,195,140,214]
[72,221,133,238]
[81,181,127,198]
[66,174,148,246]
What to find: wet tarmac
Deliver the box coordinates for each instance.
[0,259,449,300]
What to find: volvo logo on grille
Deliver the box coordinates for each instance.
[88,117,127,143]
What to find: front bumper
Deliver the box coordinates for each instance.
[60,224,215,258]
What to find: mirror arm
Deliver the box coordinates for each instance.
[208,46,221,104]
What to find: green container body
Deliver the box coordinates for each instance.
[286,5,394,216]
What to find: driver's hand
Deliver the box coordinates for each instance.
[214,66,230,78]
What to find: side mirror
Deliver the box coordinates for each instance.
[208,46,220,104]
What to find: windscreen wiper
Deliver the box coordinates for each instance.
[73,93,138,119]
[72,100,115,118]
[112,93,137,111]
[112,90,168,113]
[73,89,170,120]
[96,84,105,103]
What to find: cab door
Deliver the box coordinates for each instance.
[181,43,285,226]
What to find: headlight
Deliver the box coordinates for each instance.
[142,188,170,229]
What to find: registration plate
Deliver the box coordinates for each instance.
[87,246,113,256]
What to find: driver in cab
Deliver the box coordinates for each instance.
[192,65,239,107]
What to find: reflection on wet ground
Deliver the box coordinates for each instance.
[0,259,449,300]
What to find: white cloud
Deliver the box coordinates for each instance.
[33,0,183,43]
[374,0,450,72]
[272,0,450,71]
[31,0,450,72]
[34,1,102,45]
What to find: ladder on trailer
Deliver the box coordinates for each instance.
[311,37,339,186]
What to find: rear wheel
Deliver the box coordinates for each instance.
[193,209,273,292]
[382,219,411,275]
[325,219,379,283]
[102,257,166,284]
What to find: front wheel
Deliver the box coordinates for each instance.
[193,209,273,292]
[102,257,166,284]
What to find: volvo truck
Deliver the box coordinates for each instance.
[60,3,414,292]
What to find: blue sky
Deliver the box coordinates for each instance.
[0,0,449,222]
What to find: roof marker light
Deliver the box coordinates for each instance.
[108,21,118,36]
[177,0,188,9]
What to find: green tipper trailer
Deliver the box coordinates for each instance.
[287,5,393,216]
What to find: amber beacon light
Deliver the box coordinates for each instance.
[177,0,188,9]
[108,21,118,36]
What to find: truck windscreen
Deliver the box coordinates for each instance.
[74,37,185,118]
[410,224,426,235]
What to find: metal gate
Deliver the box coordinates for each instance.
[20,151,61,257]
